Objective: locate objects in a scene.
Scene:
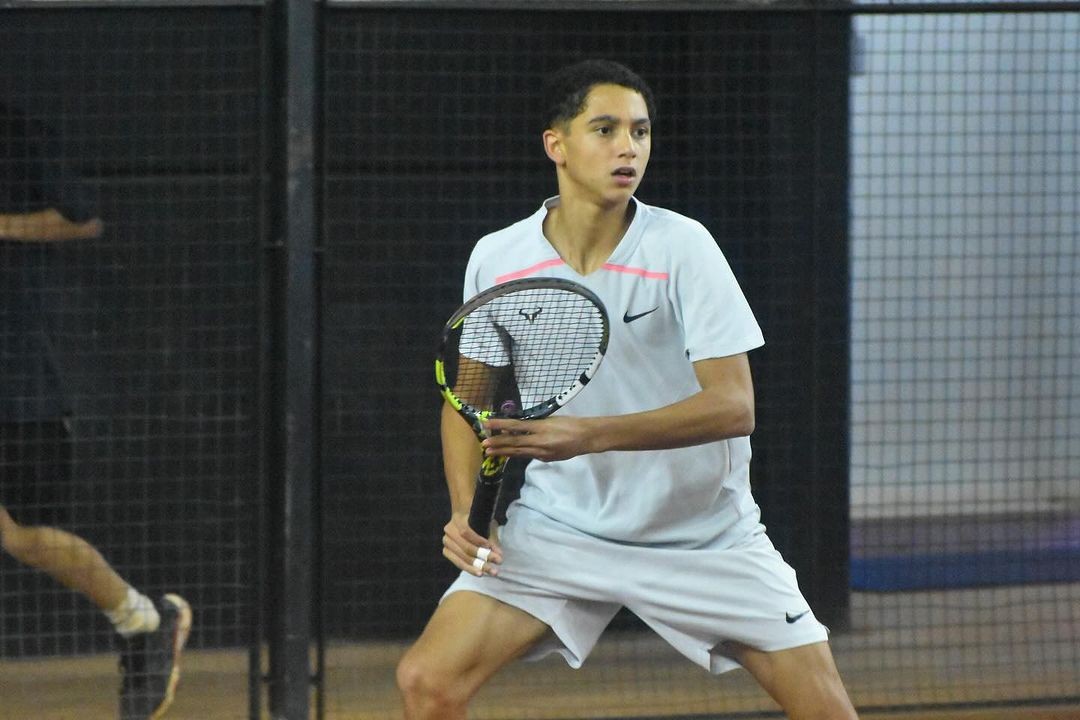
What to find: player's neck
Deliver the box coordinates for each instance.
[544,197,635,275]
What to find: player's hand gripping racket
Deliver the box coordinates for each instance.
[436,277,609,535]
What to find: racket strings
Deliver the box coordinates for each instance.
[448,288,606,416]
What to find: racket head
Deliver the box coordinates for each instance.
[435,277,610,435]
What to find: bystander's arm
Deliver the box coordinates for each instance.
[0,208,102,242]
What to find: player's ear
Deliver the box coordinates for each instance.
[542,128,565,165]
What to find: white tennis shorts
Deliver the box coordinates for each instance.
[444,505,829,674]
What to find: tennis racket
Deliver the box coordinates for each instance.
[435,277,609,535]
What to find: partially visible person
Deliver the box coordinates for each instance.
[1,100,192,720]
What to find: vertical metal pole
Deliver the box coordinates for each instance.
[267,0,319,717]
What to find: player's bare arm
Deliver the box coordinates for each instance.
[482,353,754,462]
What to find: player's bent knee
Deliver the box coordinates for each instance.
[394,651,424,695]
[396,649,468,711]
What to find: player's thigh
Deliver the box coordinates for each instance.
[399,589,551,691]
[729,640,856,720]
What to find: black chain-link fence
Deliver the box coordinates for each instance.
[1,2,1076,718]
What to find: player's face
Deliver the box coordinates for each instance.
[549,83,652,207]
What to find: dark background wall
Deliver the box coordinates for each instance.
[1,5,850,656]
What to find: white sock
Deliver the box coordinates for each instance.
[105,587,161,638]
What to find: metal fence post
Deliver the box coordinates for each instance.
[266,0,320,717]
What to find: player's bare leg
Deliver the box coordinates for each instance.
[1,504,192,718]
[0,503,127,609]
[727,640,859,720]
[396,590,550,720]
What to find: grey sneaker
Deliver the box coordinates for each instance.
[119,594,193,720]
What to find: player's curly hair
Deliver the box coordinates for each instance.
[542,59,656,131]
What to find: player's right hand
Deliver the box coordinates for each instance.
[442,510,503,577]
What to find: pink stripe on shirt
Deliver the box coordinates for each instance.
[495,259,668,284]
[496,259,566,284]
[600,263,669,280]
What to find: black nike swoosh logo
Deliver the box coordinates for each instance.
[785,610,810,624]
[623,307,659,323]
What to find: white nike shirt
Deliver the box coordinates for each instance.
[463,196,766,546]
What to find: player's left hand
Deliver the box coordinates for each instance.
[481,416,593,462]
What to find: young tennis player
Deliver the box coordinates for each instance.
[397,60,858,720]
[1,100,192,720]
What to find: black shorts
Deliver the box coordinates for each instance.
[0,420,73,527]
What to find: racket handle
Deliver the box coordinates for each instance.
[468,476,501,537]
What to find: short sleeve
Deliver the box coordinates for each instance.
[672,224,764,362]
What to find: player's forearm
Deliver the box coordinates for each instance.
[584,386,754,453]
[0,209,102,242]
[441,401,483,514]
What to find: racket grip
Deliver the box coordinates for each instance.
[468,476,501,537]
